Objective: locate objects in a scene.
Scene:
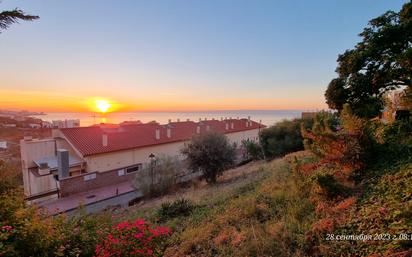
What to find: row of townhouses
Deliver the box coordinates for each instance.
[20,117,264,214]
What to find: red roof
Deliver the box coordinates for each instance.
[60,119,265,157]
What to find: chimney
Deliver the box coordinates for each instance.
[199,118,201,122]
[155,128,160,140]
[57,149,69,179]
[231,122,234,129]
[168,119,172,123]
[196,126,201,134]
[102,134,108,147]
[220,117,223,121]
[167,127,171,138]
[187,118,190,122]
[205,117,207,121]
[177,118,180,122]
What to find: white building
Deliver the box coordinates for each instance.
[0,141,7,150]
[52,119,80,128]
[28,123,41,129]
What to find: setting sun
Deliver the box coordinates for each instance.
[95,99,111,113]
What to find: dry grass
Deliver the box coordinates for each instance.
[126,160,268,210]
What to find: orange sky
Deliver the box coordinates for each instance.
[0,89,327,113]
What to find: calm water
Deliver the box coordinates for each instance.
[33,110,306,127]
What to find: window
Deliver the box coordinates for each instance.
[118,169,125,176]
[84,173,96,181]
[126,164,142,174]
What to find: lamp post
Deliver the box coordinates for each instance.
[149,153,155,194]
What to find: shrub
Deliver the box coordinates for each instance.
[0,189,63,257]
[181,131,236,183]
[94,219,171,257]
[301,105,367,178]
[313,173,348,200]
[134,155,182,198]
[241,139,264,160]
[260,118,314,159]
[157,198,194,221]
[59,208,113,257]
[0,160,22,194]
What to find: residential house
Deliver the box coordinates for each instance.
[52,119,80,128]
[20,118,264,214]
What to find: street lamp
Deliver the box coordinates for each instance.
[149,153,156,194]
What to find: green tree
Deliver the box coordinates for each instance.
[0,8,39,33]
[325,1,412,118]
[260,118,313,159]
[241,139,264,160]
[181,131,236,184]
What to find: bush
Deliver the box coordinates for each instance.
[95,219,171,257]
[0,160,22,194]
[301,105,367,178]
[157,198,195,221]
[260,118,314,159]
[241,139,264,160]
[0,188,115,257]
[0,189,59,257]
[181,131,236,184]
[59,208,113,257]
[313,173,348,200]
[134,155,182,198]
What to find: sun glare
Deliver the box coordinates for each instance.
[95,99,111,113]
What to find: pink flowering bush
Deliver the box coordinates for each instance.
[0,225,15,255]
[94,219,171,257]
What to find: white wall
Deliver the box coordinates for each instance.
[84,141,186,172]
[226,128,260,146]
[20,139,56,196]
[83,129,260,173]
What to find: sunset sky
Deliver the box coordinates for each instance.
[0,0,406,112]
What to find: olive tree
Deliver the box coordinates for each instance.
[181,131,236,184]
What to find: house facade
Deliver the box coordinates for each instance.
[20,118,264,213]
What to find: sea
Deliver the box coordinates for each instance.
[32,110,306,127]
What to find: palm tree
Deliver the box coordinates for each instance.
[0,8,39,33]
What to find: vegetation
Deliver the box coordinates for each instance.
[134,155,181,198]
[0,160,21,194]
[181,131,236,183]
[0,6,39,33]
[1,113,411,256]
[260,118,313,159]
[325,1,412,118]
[0,188,171,257]
[157,198,195,222]
[242,139,264,160]
[162,157,315,257]
[94,219,171,257]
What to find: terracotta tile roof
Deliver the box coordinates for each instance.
[60,119,265,157]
